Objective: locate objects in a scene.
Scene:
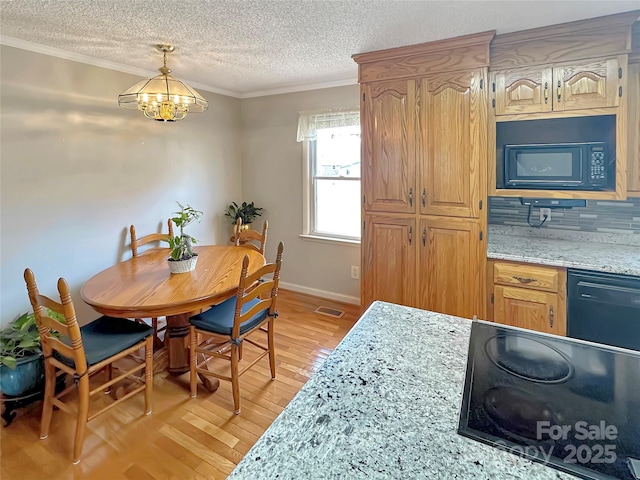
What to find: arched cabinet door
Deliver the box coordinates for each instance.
[361,79,417,214]
[553,57,622,111]
[493,66,553,115]
[419,69,487,218]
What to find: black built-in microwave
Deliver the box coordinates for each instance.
[502,142,611,190]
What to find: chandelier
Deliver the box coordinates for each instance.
[118,45,208,122]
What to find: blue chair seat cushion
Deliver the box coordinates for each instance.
[190,297,268,336]
[58,316,152,368]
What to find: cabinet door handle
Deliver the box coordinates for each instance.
[409,187,413,207]
[422,188,426,207]
[557,79,561,102]
[549,306,554,328]
[513,276,536,284]
[422,227,426,246]
[544,82,549,104]
[409,226,413,245]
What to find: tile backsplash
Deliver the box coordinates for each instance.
[489,196,640,234]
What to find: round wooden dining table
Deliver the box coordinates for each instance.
[81,245,266,374]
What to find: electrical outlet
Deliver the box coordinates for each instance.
[350,266,360,280]
[540,208,551,222]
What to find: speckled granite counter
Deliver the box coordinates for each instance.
[488,226,640,277]
[228,302,576,480]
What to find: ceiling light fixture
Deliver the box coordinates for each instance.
[118,44,208,122]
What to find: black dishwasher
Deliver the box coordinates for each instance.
[568,269,640,352]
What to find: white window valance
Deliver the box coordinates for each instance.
[296,107,360,142]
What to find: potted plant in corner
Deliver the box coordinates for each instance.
[0,309,63,397]
[224,201,264,230]
[166,202,203,274]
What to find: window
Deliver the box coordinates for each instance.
[298,109,360,242]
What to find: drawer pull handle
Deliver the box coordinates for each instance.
[549,306,554,328]
[409,187,413,207]
[513,276,536,284]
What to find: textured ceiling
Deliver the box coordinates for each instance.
[1,1,639,98]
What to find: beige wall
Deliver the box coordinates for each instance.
[240,86,361,304]
[0,46,243,324]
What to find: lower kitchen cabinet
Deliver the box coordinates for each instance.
[488,260,566,335]
[494,285,560,335]
[362,215,416,308]
[417,216,484,319]
[363,214,484,319]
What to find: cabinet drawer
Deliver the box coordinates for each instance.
[493,262,559,292]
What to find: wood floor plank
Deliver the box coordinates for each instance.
[0,290,360,479]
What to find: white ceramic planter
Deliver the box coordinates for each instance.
[168,254,198,274]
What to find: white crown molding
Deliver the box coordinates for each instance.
[0,35,241,98]
[239,77,358,99]
[0,35,358,99]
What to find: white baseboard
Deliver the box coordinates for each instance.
[279,281,360,305]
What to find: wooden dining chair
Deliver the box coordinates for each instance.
[24,268,154,464]
[231,218,268,256]
[130,219,174,349]
[188,242,284,414]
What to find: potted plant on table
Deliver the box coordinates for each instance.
[166,202,203,274]
[0,310,63,397]
[224,201,264,230]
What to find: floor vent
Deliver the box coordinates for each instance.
[314,306,345,319]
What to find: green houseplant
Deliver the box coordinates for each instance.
[166,202,203,274]
[224,201,264,227]
[0,310,63,396]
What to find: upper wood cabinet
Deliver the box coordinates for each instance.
[554,57,621,111]
[362,214,416,308]
[493,66,553,115]
[419,69,486,218]
[492,57,624,116]
[417,217,483,318]
[362,79,416,214]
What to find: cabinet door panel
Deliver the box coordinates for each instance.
[553,58,620,111]
[494,67,553,115]
[494,286,559,335]
[362,80,416,213]
[362,215,416,308]
[420,70,485,218]
[417,217,482,318]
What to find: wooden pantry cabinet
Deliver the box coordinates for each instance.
[488,260,567,336]
[354,32,493,319]
[361,79,417,214]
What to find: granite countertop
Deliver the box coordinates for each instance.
[228,302,576,480]
[488,226,640,277]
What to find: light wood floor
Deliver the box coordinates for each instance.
[0,290,361,480]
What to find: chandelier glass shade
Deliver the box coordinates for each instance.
[118,45,208,122]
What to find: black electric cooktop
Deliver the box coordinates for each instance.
[458,321,640,480]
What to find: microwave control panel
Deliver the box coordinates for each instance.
[588,146,607,186]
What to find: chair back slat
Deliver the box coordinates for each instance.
[24,269,88,375]
[233,218,268,256]
[231,242,284,338]
[130,219,174,257]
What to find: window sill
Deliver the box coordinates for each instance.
[299,234,361,247]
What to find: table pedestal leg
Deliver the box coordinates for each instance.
[167,313,191,374]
